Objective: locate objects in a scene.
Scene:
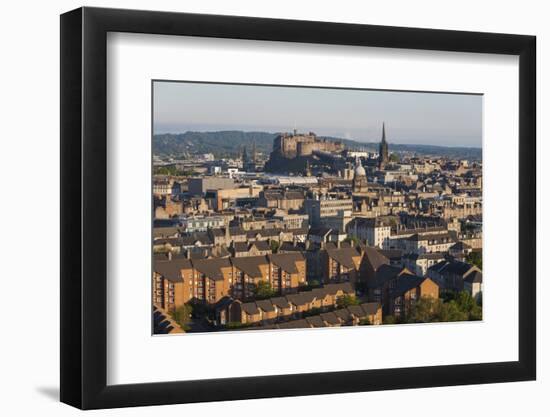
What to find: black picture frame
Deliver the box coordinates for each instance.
[60,6,536,410]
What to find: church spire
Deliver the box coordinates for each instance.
[378,122,389,170]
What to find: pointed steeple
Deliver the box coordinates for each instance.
[381,122,387,143]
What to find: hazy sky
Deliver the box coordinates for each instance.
[153,81,482,148]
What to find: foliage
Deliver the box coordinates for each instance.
[383,315,397,325]
[359,317,371,325]
[336,294,360,309]
[254,281,277,300]
[171,304,193,328]
[344,236,359,246]
[389,153,400,163]
[153,131,482,160]
[405,291,482,323]
[466,251,483,270]
[270,240,280,253]
[308,279,321,288]
[299,279,322,292]
[153,165,195,177]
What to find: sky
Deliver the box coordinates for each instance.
[153,81,482,148]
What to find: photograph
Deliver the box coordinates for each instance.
[151,81,483,334]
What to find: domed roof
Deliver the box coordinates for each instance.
[354,158,366,177]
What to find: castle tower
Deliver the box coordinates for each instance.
[378,122,389,170]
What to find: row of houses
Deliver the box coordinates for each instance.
[153,253,306,311]
[244,303,383,330]
[215,282,369,325]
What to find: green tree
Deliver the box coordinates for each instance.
[466,251,482,270]
[171,304,193,330]
[336,294,360,309]
[254,280,277,300]
[406,296,442,323]
[344,236,359,246]
[383,315,397,325]
[437,301,469,322]
[270,240,280,253]
[389,153,400,163]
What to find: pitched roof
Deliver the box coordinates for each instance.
[271,296,291,309]
[360,302,380,315]
[406,252,446,261]
[390,275,430,297]
[347,305,366,318]
[363,246,390,270]
[377,248,403,261]
[255,299,276,313]
[279,241,306,252]
[191,258,232,281]
[305,315,327,328]
[268,252,304,274]
[154,258,192,282]
[286,293,309,307]
[464,270,483,284]
[368,264,407,288]
[450,241,472,250]
[252,240,271,251]
[241,302,259,315]
[320,312,341,325]
[231,256,268,278]
[334,308,352,322]
[325,247,361,269]
[308,226,332,237]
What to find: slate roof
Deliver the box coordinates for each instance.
[406,252,446,261]
[368,264,407,289]
[347,305,366,318]
[334,308,352,322]
[363,246,390,270]
[325,247,361,269]
[241,302,260,316]
[390,275,429,297]
[279,241,306,252]
[450,241,472,250]
[308,226,332,237]
[464,270,483,284]
[377,249,403,261]
[256,299,276,313]
[271,297,291,309]
[360,302,380,315]
[305,316,327,328]
[268,252,304,274]
[408,232,455,242]
[154,258,192,282]
[320,312,341,325]
[286,293,309,307]
[191,258,231,281]
[231,256,268,278]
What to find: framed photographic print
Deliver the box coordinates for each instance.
[60,6,536,410]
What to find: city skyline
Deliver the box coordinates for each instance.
[153,81,483,148]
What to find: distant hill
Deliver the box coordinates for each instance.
[153,131,276,158]
[153,131,482,160]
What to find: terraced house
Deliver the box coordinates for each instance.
[153,252,306,310]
